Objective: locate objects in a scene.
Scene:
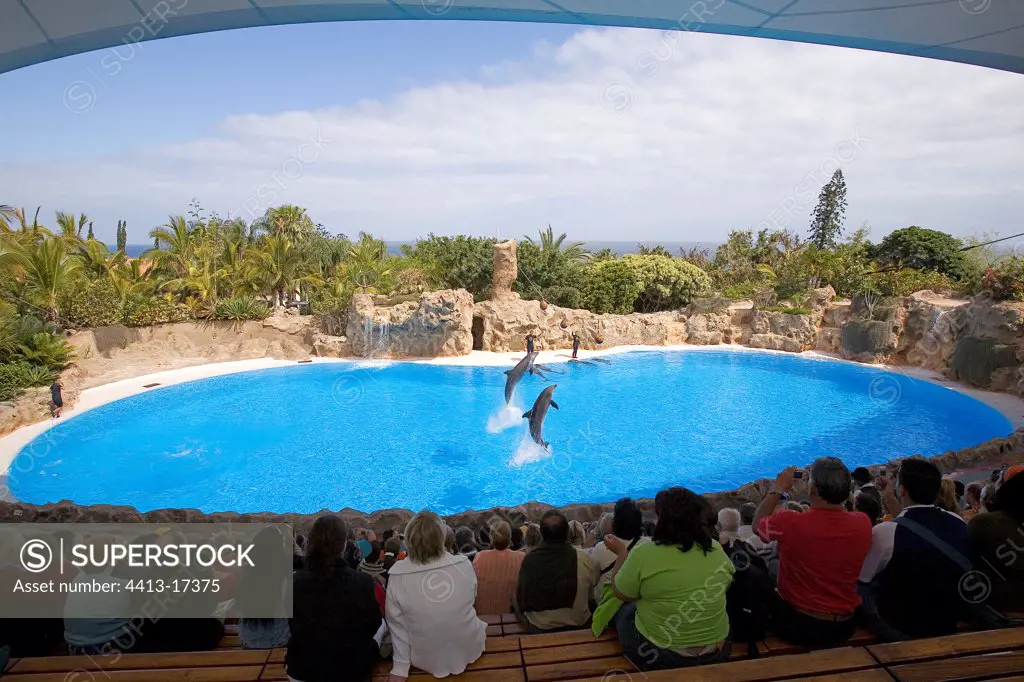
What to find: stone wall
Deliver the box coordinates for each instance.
[0,364,83,438]
[3,427,1020,533]
[345,289,474,358]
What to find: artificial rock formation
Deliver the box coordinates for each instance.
[345,289,474,358]
[491,240,519,300]
[0,364,83,438]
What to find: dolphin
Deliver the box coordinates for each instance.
[504,352,542,403]
[523,385,559,448]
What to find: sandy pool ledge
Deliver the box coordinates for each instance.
[1,345,1022,480]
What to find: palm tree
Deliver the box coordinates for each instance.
[255,205,316,243]
[524,225,589,261]
[7,237,81,324]
[0,204,14,231]
[55,211,89,241]
[147,215,198,279]
[342,233,392,293]
[76,240,125,279]
[247,235,322,308]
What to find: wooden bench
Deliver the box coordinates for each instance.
[2,649,271,681]
[868,628,1024,682]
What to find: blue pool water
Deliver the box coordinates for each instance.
[9,350,1013,515]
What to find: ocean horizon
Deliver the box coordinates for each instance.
[118,240,719,259]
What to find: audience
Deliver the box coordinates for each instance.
[510,525,524,551]
[386,511,486,679]
[568,520,586,547]
[523,523,542,552]
[63,535,137,655]
[287,515,382,682]
[963,482,984,521]
[968,472,1024,620]
[716,508,742,547]
[858,459,971,641]
[444,525,456,554]
[754,459,872,647]
[607,487,734,670]
[737,503,773,555]
[454,526,479,561]
[358,540,387,587]
[515,511,598,632]
[591,498,649,602]
[935,478,961,516]
[382,537,404,575]
[473,521,526,615]
[237,526,291,650]
[855,492,883,526]
[852,467,877,497]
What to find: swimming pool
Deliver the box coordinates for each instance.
[8,350,1013,514]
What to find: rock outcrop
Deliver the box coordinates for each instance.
[346,289,474,358]
[491,241,519,300]
[0,364,83,438]
[4,427,1020,532]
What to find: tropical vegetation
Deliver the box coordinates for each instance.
[1,175,1021,403]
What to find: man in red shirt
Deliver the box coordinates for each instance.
[754,457,872,647]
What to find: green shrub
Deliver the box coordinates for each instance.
[213,296,271,321]
[866,268,961,298]
[872,226,969,280]
[58,278,122,328]
[17,332,73,372]
[761,306,812,315]
[0,363,28,402]
[122,297,191,327]
[720,282,763,301]
[982,258,1024,302]
[0,362,51,401]
[583,255,712,314]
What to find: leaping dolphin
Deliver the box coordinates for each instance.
[504,352,545,403]
[523,385,559,448]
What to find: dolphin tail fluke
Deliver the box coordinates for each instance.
[522,409,534,420]
[550,401,560,410]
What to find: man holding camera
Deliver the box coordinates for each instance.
[753,458,872,647]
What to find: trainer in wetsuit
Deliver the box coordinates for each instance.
[50,378,63,418]
[571,332,581,359]
[525,334,536,354]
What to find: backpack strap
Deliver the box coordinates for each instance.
[599,537,640,575]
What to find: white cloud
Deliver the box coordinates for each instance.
[2,27,1023,243]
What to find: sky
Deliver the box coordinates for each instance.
[1,20,1022,244]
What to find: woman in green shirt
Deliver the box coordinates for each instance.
[605,487,735,671]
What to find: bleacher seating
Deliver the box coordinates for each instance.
[3,621,1023,681]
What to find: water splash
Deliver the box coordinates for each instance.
[353,359,393,370]
[487,402,524,433]
[509,436,552,467]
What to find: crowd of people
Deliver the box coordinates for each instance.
[0,456,1021,681]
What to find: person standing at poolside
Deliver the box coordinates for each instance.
[50,378,63,418]
[525,334,536,354]
[571,332,581,359]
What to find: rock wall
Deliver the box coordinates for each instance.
[0,364,83,438]
[345,289,474,358]
[3,427,1020,533]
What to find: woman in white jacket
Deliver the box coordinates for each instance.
[386,511,486,681]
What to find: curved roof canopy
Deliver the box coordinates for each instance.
[2,0,1023,76]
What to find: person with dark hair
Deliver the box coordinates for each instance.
[963,482,984,521]
[858,458,971,641]
[510,525,524,551]
[754,459,871,647]
[571,332,581,359]
[954,479,966,508]
[591,498,649,601]
[968,472,1024,620]
[238,526,291,649]
[358,541,387,587]
[287,514,382,682]
[382,537,404,577]
[855,492,883,526]
[515,511,598,632]
[852,467,875,496]
[604,487,733,670]
[525,334,536,354]
[454,526,479,562]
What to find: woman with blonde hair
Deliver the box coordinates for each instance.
[935,478,961,516]
[386,510,486,681]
